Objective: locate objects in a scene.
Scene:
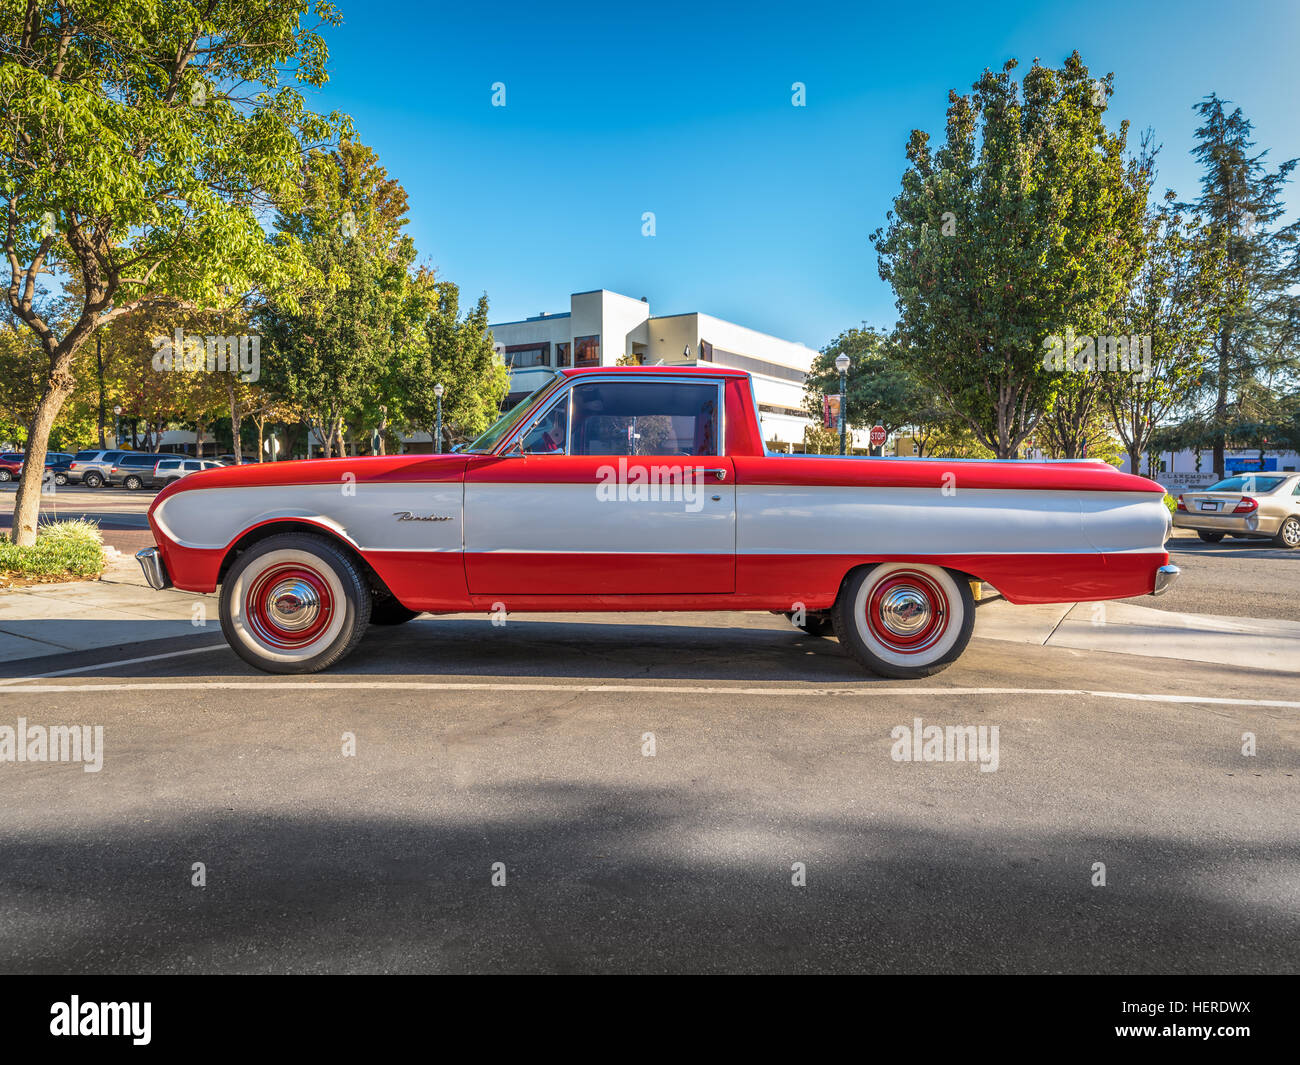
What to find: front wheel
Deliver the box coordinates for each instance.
[0,469,11,482]
[54,473,68,486]
[220,533,371,674]
[1197,531,1224,543]
[832,563,975,679]
[1274,516,1300,550]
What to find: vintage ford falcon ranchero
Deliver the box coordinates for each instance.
[137,366,1178,678]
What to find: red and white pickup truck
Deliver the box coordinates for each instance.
[137,366,1177,677]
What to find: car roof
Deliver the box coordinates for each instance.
[558,365,751,379]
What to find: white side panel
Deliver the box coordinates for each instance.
[464,482,736,554]
[737,486,1168,555]
[153,484,464,552]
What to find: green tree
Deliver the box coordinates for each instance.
[402,274,509,450]
[1187,93,1300,479]
[871,53,1150,458]
[803,327,921,451]
[259,142,415,458]
[1,0,345,543]
[1102,192,1223,473]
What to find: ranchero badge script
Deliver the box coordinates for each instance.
[393,511,452,522]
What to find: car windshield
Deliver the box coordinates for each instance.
[465,372,563,454]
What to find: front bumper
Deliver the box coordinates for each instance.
[136,546,172,590]
[1151,564,1180,596]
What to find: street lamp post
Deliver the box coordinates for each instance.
[113,405,122,448]
[834,354,850,456]
[434,383,444,454]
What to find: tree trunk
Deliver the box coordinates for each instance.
[195,416,205,460]
[10,385,72,546]
[1213,326,1229,480]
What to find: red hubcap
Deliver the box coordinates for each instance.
[863,570,949,654]
[245,563,334,649]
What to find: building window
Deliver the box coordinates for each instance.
[574,335,600,367]
[556,342,571,368]
[505,343,550,369]
[699,339,713,362]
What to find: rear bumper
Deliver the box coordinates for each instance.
[1173,512,1278,535]
[1151,564,1180,596]
[136,547,172,590]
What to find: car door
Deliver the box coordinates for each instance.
[463,376,735,595]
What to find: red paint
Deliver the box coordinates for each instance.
[464,552,735,595]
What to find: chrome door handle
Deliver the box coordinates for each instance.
[702,467,728,481]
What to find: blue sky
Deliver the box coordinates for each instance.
[308,0,1300,352]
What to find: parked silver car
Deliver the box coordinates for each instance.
[1174,472,1300,548]
[66,449,129,487]
[148,457,226,487]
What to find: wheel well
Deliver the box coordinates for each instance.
[217,521,396,599]
[836,562,982,598]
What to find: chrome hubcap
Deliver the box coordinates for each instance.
[267,579,321,632]
[878,586,932,636]
[1286,522,1300,546]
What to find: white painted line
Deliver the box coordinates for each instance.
[0,643,226,686]
[0,679,1295,709]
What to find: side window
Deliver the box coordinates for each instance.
[183,461,202,471]
[519,400,568,454]
[569,381,719,456]
[158,461,179,471]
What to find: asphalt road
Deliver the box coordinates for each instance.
[0,615,1295,974]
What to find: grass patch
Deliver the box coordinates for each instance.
[0,518,105,584]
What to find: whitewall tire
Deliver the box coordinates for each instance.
[833,563,975,679]
[220,533,371,674]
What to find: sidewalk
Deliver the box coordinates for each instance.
[974,597,1300,673]
[0,551,217,662]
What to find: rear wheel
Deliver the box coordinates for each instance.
[0,469,11,482]
[123,474,143,490]
[832,563,975,679]
[220,533,370,674]
[1197,530,1224,543]
[1274,516,1300,549]
[83,471,103,488]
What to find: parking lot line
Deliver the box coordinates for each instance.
[0,679,1297,708]
[0,643,226,685]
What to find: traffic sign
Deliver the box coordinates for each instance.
[869,425,887,448]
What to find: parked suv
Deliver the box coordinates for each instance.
[149,457,225,487]
[67,449,128,487]
[110,452,166,490]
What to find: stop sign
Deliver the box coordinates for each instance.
[869,425,887,448]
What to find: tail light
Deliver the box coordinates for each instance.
[1175,494,1187,512]
[1234,497,1258,514]
[69,462,78,469]
[109,466,118,473]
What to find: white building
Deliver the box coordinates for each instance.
[489,289,823,448]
